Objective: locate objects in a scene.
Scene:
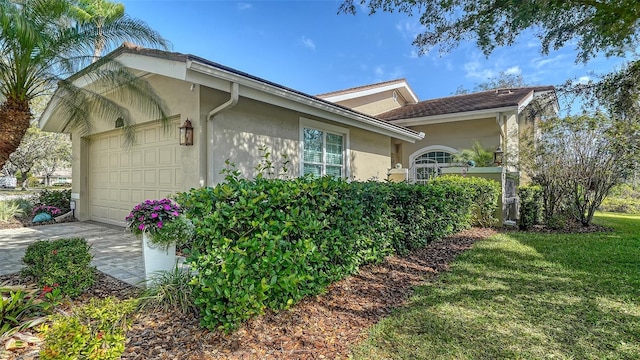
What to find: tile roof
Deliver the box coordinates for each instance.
[377,86,555,121]
[316,78,409,98]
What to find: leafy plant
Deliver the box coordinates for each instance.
[39,297,138,360]
[32,205,62,217]
[518,184,543,230]
[139,266,197,315]
[125,199,189,250]
[176,170,477,332]
[453,141,496,167]
[21,238,95,298]
[35,189,71,213]
[0,283,48,339]
[0,201,23,222]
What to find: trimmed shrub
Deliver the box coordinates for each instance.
[599,197,640,214]
[518,184,543,230]
[431,175,501,228]
[176,175,476,332]
[21,238,95,298]
[39,297,138,360]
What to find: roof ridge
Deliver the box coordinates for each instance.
[316,78,408,97]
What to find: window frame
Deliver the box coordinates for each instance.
[299,117,350,178]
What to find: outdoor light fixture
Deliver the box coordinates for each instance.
[494,146,504,166]
[179,119,194,146]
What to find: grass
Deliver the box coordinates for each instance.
[352,213,640,359]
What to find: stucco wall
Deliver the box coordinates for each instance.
[202,87,392,185]
[71,74,201,220]
[334,90,403,116]
[400,117,501,167]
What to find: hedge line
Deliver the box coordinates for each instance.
[176,175,499,332]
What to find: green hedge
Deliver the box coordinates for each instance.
[176,175,490,332]
[431,175,501,227]
[518,184,543,230]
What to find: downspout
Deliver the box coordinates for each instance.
[200,82,239,187]
[496,112,505,148]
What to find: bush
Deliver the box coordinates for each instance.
[0,200,23,222]
[21,238,95,298]
[35,189,71,213]
[518,184,543,230]
[176,175,475,332]
[432,175,501,227]
[39,297,138,360]
[598,197,640,214]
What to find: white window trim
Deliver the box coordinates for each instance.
[408,145,459,165]
[299,117,350,178]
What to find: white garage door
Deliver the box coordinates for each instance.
[88,122,182,226]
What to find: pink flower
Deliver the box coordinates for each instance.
[138,224,145,231]
[157,221,163,228]
[163,205,171,211]
[151,213,158,219]
[172,211,179,216]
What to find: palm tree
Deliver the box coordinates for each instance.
[0,0,170,169]
[70,0,125,62]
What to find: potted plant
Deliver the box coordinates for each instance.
[125,199,192,283]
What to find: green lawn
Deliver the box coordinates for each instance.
[352,213,640,359]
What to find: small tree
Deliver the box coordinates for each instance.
[521,114,640,226]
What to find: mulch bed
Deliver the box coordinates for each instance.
[1,227,496,359]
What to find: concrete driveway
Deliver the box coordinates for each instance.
[0,221,144,285]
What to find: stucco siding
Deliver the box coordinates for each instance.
[335,91,403,116]
[350,128,391,181]
[399,117,500,167]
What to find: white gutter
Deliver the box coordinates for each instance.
[201,82,239,187]
[390,106,518,126]
[186,60,422,142]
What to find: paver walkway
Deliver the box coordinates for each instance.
[0,221,144,285]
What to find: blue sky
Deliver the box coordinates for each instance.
[120,0,629,113]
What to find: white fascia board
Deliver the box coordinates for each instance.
[187,60,424,142]
[389,106,518,126]
[321,80,419,104]
[39,91,64,132]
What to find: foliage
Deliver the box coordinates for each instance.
[452,141,495,167]
[0,200,23,222]
[520,114,639,226]
[139,266,197,315]
[339,0,640,63]
[433,175,501,228]
[0,0,169,170]
[0,284,48,339]
[454,71,528,94]
[176,171,479,332]
[353,213,640,359]
[35,189,72,213]
[125,198,190,250]
[21,238,95,298]
[599,184,640,214]
[33,133,72,187]
[517,184,543,230]
[39,297,138,360]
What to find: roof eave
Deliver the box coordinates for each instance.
[387,106,519,126]
[187,59,423,142]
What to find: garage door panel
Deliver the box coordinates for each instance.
[89,122,181,226]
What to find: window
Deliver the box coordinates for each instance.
[415,151,453,164]
[300,118,349,178]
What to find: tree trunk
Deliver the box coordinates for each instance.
[0,98,33,170]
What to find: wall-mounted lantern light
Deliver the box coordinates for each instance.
[494,146,504,166]
[179,119,194,146]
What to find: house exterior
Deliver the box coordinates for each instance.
[319,80,558,224]
[39,44,424,226]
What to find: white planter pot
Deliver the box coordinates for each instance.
[142,232,176,284]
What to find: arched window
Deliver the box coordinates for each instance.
[409,145,458,184]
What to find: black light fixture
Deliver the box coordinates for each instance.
[494,146,504,166]
[179,119,194,146]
